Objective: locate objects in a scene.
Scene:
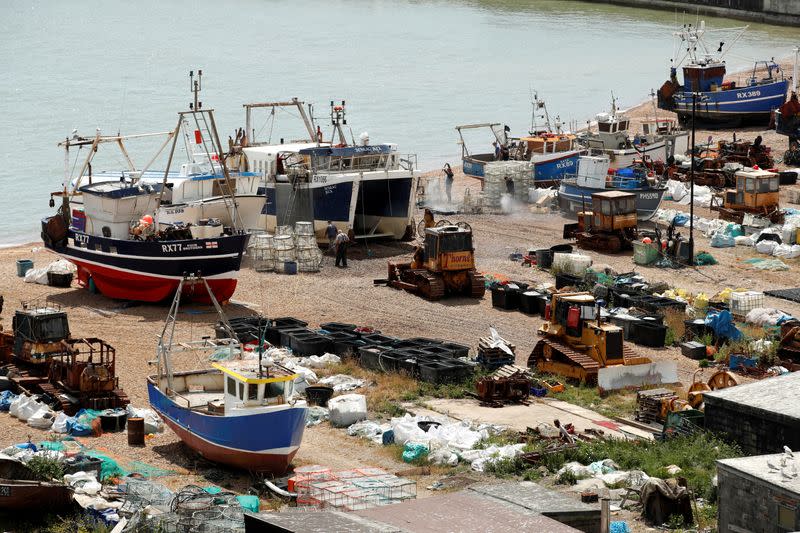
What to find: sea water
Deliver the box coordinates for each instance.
[1,0,798,245]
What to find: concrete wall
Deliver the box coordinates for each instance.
[717,463,800,533]
[582,0,800,26]
[704,395,800,455]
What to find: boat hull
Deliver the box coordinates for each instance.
[558,181,665,220]
[42,221,249,303]
[463,151,582,186]
[669,79,789,127]
[0,480,73,510]
[260,174,414,241]
[147,379,306,474]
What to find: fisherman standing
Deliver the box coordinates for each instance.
[325,221,338,254]
[334,229,350,268]
[492,141,500,161]
[443,163,454,203]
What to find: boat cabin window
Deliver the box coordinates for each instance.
[265,381,285,399]
[226,376,236,397]
[247,383,258,401]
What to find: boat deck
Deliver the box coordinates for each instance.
[173,390,223,409]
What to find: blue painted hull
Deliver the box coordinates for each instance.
[147,378,306,473]
[463,151,581,186]
[558,181,665,220]
[670,79,788,126]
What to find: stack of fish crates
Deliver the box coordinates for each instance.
[291,466,417,511]
[294,221,323,272]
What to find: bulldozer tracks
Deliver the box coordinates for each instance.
[528,338,601,380]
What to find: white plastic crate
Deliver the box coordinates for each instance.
[730,291,764,317]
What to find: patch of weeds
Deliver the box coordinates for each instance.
[663,309,686,342]
[696,333,713,346]
[556,469,577,485]
[664,327,676,347]
[27,455,64,481]
[484,456,526,478]
[544,376,636,419]
[374,399,406,417]
[698,358,709,368]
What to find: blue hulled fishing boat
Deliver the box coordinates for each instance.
[657,22,788,127]
[558,155,666,220]
[148,275,306,474]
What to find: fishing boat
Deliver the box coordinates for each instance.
[456,96,582,186]
[578,97,688,168]
[558,154,666,220]
[0,479,74,510]
[148,275,306,473]
[657,21,789,127]
[228,99,418,242]
[41,71,249,303]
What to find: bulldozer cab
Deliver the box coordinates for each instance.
[545,292,625,366]
[12,304,70,364]
[588,191,637,231]
[423,226,475,272]
[724,168,779,209]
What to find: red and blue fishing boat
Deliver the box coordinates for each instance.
[41,71,249,303]
[148,275,307,473]
[657,22,789,127]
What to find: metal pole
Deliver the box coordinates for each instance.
[688,92,696,265]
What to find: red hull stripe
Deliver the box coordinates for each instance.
[69,258,238,302]
[163,417,298,474]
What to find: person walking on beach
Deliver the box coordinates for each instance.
[325,221,338,253]
[334,229,350,268]
[443,163,454,203]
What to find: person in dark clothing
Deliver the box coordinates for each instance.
[325,221,338,254]
[500,144,510,161]
[334,230,350,267]
[443,163,454,203]
[505,176,515,195]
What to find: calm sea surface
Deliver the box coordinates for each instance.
[1,0,798,244]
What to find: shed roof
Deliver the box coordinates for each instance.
[718,453,800,495]
[705,373,800,420]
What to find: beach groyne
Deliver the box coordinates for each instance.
[583,0,800,27]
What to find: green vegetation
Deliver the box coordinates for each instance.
[478,431,739,504]
[27,455,64,481]
[543,377,638,419]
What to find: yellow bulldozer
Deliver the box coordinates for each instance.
[527,292,676,389]
[387,225,485,301]
[710,167,784,224]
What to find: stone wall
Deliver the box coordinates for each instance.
[704,395,800,455]
[582,0,800,26]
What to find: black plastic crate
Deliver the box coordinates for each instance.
[289,332,332,356]
[683,319,715,342]
[279,327,311,348]
[519,291,540,315]
[440,342,470,358]
[681,341,706,359]
[421,345,453,357]
[46,271,73,287]
[631,321,667,348]
[491,286,520,310]
[420,361,474,384]
[555,274,584,290]
[319,322,357,334]
[404,337,443,347]
[359,346,388,370]
[273,317,309,328]
[361,333,399,346]
[396,355,420,376]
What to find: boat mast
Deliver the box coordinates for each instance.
[159,70,243,230]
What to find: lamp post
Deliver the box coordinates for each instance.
[688,92,697,265]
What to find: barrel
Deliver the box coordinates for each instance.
[284,261,298,275]
[16,259,33,277]
[535,249,553,270]
[127,417,145,446]
[100,409,128,432]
